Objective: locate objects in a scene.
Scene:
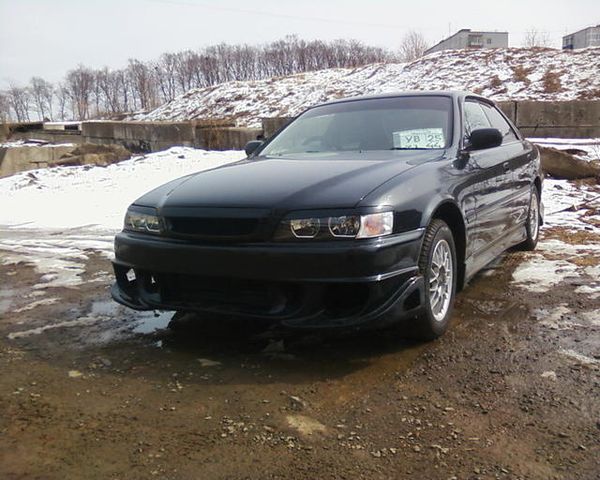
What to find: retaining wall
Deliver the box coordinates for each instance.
[0,145,76,178]
[81,121,261,152]
[10,130,84,145]
[497,100,600,138]
[81,121,196,152]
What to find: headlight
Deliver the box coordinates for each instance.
[124,209,162,233]
[280,211,393,240]
[290,218,320,238]
[328,215,360,237]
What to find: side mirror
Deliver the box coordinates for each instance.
[244,140,263,157]
[468,128,502,150]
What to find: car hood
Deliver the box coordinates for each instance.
[135,151,444,211]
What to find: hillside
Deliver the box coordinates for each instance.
[133,47,600,127]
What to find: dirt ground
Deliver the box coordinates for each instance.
[1,227,599,480]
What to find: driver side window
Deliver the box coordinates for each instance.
[464,101,491,137]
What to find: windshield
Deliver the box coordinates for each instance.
[260,96,453,156]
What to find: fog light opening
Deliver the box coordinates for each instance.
[323,284,369,318]
[403,289,421,311]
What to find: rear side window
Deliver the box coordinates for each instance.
[464,101,491,135]
[480,103,518,143]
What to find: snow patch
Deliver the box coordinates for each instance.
[512,258,578,292]
[12,297,60,314]
[7,316,109,340]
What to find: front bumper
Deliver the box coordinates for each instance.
[111,228,425,328]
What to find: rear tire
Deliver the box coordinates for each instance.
[519,185,540,251]
[409,219,457,341]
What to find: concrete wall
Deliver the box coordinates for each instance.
[0,145,76,178]
[81,121,261,152]
[10,130,84,145]
[196,126,262,150]
[82,121,196,153]
[262,117,294,138]
[497,100,600,138]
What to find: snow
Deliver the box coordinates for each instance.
[0,140,75,148]
[528,137,600,164]
[541,179,600,230]
[512,258,578,292]
[131,47,600,127]
[0,146,243,230]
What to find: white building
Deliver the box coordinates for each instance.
[425,29,509,55]
[562,25,600,49]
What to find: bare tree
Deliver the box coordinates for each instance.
[30,77,54,120]
[6,83,32,122]
[55,83,70,120]
[127,59,157,111]
[523,28,551,48]
[65,65,95,119]
[0,91,11,122]
[155,53,179,103]
[4,36,398,120]
[399,31,429,62]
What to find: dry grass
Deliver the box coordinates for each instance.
[542,70,563,93]
[577,88,600,100]
[489,75,502,89]
[512,65,532,84]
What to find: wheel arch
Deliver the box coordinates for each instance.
[423,199,467,291]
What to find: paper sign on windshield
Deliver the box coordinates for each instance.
[393,128,445,149]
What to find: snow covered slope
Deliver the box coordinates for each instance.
[134,47,600,127]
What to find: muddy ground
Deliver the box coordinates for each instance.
[0,227,599,480]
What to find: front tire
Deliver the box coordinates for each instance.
[409,219,457,341]
[519,185,540,251]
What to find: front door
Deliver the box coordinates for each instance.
[462,99,518,258]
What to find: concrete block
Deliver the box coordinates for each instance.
[0,145,76,178]
[195,127,262,150]
[496,101,516,123]
[516,100,600,128]
[262,117,294,139]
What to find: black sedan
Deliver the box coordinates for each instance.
[111,91,543,340]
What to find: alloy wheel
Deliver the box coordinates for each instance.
[429,239,453,322]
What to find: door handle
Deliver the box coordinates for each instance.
[502,161,510,173]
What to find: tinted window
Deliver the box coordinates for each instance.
[464,101,491,135]
[260,96,453,156]
[480,103,518,143]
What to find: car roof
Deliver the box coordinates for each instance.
[316,90,491,107]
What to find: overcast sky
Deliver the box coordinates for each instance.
[1,0,598,87]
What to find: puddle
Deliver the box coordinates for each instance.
[132,310,172,333]
[89,298,121,317]
[87,298,172,336]
[0,287,18,315]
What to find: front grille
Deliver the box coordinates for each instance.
[166,217,260,238]
[157,274,302,314]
